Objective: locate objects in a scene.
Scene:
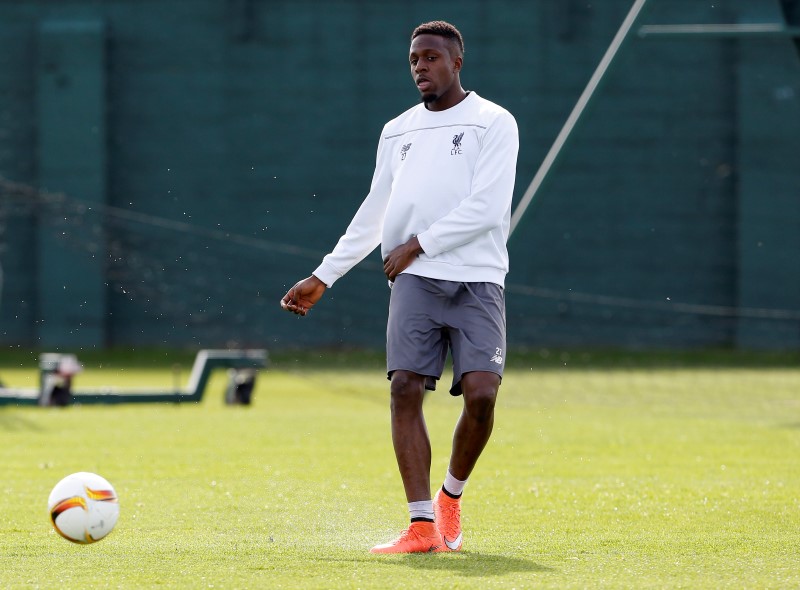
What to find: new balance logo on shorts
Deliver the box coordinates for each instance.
[490,347,503,365]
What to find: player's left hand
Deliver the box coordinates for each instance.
[383,236,424,281]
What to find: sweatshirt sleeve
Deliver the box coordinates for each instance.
[415,111,519,257]
[312,130,393,287]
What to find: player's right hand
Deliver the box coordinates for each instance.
[280,275,327,316]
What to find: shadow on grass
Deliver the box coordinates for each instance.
[396,550,553,576]
[0,411,44,431]
[316,551,553,577]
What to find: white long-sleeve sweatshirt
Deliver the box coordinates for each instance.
[313,92,519,288]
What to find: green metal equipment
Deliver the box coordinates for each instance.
[0,349,268,406]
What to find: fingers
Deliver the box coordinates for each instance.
[383,257,397,282]
[280,300,307,315]
[384,249,403,281]
[280,289,308,316]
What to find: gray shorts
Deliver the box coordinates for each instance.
[386,274,506,396]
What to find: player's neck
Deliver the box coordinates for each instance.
[425,86,468,112]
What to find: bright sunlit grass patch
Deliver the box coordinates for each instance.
[1,350,798,588]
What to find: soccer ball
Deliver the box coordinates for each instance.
[48,472,120,543]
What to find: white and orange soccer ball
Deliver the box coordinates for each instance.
[48,472,120,543]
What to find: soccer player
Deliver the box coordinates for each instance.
[280,20,518,553]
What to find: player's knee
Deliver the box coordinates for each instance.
[466,390,496,422]
[389,370,425,412]
[462,376,498,422]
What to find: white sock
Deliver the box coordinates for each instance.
[408,500,434,522]
[443,470,467,498]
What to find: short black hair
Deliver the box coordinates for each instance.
[411,20,464,56]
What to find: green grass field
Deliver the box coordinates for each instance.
[1,349,799,589]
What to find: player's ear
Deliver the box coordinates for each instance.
[453,55,463,72]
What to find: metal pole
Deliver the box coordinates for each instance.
[638,23,800,37]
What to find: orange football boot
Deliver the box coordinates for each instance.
[370,521,446,554]
[433,489,462,551]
